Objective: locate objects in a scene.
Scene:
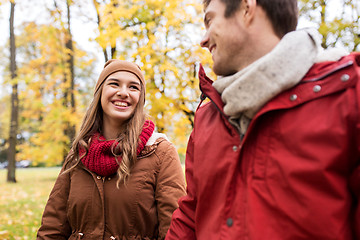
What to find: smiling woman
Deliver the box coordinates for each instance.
[37,59,186,240]
[101,71,142,137]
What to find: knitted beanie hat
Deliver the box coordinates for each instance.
[94,59,145,95]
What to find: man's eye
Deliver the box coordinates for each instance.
[205,18,211,27]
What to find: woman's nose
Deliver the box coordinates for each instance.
[116,87,129,97]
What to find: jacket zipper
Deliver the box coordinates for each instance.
[80,166,107,238]
[102,176,106,239]
[203,93,240,137]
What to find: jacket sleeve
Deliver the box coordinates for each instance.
[37,166,72,239]
[351,58,360,238]
[165,132,197,240]
[154,140,186,239]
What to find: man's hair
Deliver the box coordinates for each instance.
[203,0,298,38]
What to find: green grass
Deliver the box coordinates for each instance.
[0,167,61,240]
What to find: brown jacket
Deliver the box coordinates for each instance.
[37,138,186,240]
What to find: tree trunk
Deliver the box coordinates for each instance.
[320,0,328,49]
[63,0,76,161]
[93,0,108,62]
[52,0,76,162]
[7,1,17,183]
[93,0,117,62]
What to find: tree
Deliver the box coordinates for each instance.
[299,0,360,51]
[7,0,96,167]
[14,19,95,166]
[92,0,212,154]
[7,0,17,183]
[55,0,76,160]
[93,0,117,62]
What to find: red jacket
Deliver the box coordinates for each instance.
[166,53,360,239]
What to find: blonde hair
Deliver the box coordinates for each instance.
[64,77,146,187]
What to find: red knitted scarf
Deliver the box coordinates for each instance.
[81,120,155,176]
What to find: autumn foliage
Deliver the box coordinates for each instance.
[0,0,359,167]
[0,0,212,166]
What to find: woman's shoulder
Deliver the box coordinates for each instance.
[139,133,175,159]
[146,132,169,146]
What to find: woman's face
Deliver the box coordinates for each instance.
[101,71,141,130]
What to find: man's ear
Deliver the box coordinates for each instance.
[241,0,257,26]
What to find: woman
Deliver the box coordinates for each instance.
[37,59,186,239]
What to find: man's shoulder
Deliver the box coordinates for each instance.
[303,53,360,83]
[264,53,360,112]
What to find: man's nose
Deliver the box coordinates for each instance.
[200,31,209,48]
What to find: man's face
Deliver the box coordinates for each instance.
[200,0,251,76]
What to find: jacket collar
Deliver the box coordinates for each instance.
[198,65,240,135]
[198,65,224,114]
[256,53,358,118]
[198,53,359,141]
[138,137,166,159]
[199,53,359,119]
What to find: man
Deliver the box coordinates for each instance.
[166,0,360,239]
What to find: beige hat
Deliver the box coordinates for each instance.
[95,59,145,94]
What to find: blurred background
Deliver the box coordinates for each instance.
[0,0,359,238]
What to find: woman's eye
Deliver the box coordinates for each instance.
[109,82,119,86]
[130,85,140,90]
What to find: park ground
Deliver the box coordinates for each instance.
[0,165,185,239]
[0,167,61,240]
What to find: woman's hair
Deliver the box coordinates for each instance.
[63,60,146,187]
